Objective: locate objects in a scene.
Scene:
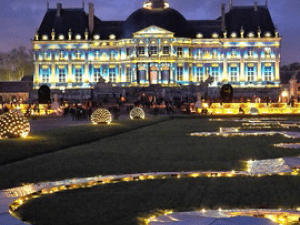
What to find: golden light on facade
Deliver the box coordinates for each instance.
[0,111,30,139]
[91,108,112,124]
[130,107,146,120]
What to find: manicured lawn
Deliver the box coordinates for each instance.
[1,116,300,189]
[15,176,300,225]
[4,116,300,225]
[0,116,170,166]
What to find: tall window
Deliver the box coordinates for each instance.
[230,48,237,58]
[75,69,82,82]
[59,50,64,59]
[196,49,202,59]
[264,67,272,81]
[59,69,66,82]
[150,46,158,55]
[189,48,192,57]
[126,48,130,57]
[95,51,100,59]
[211,67,219,82]
[177,47,183,57]
[138,47,145,56]
[177,67,183,81]
[75,51,81,60]
[212,49,218,59]
[109,68,116,83]
[196,67,204,82]
[248,47,254,57]
[126,67,132,82]
[42,70,49,82]
[43,51,49,60]
[230,67,238,82]
[265,48,271,58]
[94,68,101,82]
[163,46,169,55]
[247,67,255,81]
[110,51,115,60]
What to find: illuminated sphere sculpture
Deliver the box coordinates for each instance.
[91,108,112,124]
[0,111,30,139]
[130,107,145,120]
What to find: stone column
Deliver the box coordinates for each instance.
[275,56,280,81]
[51,64,56,83]
[240,61,245,81]
[68,63,73,82]
[257,60,262,81]
[84,63,89,82]
[34,63,39,83]
[223,60,228,81]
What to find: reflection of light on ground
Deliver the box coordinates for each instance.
[190,131,300,139]
[143,209,300,225]
[274,143,300,149]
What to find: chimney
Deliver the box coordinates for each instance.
[89,3,94,34]
[221,3,226,31]
[57,3,62,17]
[254,2,258,11]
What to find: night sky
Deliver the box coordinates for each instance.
[0,0,299,65]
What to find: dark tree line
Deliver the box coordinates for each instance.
[0,46,33,81]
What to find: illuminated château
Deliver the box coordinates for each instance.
[32,0,281,100]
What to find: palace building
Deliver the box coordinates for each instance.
[32,0,281,101]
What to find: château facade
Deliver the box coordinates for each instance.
[32,0,281,100]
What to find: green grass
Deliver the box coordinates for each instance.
[15,176,300,225]
[1,117,300,189]
[4,116,300,224]
[0,116,170,166]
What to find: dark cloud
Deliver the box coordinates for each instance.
[0,0,299,64]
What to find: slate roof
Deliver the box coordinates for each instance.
[224,5,276,37]
[36,4,276,40]
[0,82,32,93]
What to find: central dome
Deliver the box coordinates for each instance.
[123,7,189,38]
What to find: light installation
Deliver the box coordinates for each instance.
[91,108,112,124]
[0,111,30,139]
[130,107,146,120]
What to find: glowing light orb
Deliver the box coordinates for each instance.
[0,111,30,139]
[91,108,112,124]
[130,107,145,120]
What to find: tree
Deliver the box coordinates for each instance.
[0,46,33,81]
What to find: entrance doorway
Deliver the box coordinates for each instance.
[150,70,158,84]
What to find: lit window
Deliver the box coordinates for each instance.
[196,49,202,59]
[211,67,219,82]
[230,67,238,82]
[59,50,64,59]
[163,46,169,55]
[95,51,100,59]
[196,67,204,82]
[212,49,218,59]
[248,47,254,57]
[265,48,271,58]
[43,51,49,60]
[109,68,116,83]
[150,46,158,55]
[75,51,81,60]
[247,67,255,81]
[138,47,145,55]
[177,67,183,81]
[126,67,132,82]
[75,69,82,82]
[110,51,114,60]
[59,69,66,82]
[94,68,101,82]
[264,67,272,81]
[177,47,183,57]
[42,70,49,82]
[230,48,237,58]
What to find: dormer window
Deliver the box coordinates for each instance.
[248,47,254,57]
[230,48,237,58]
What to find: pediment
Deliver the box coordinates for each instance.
[133,25,174,38]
